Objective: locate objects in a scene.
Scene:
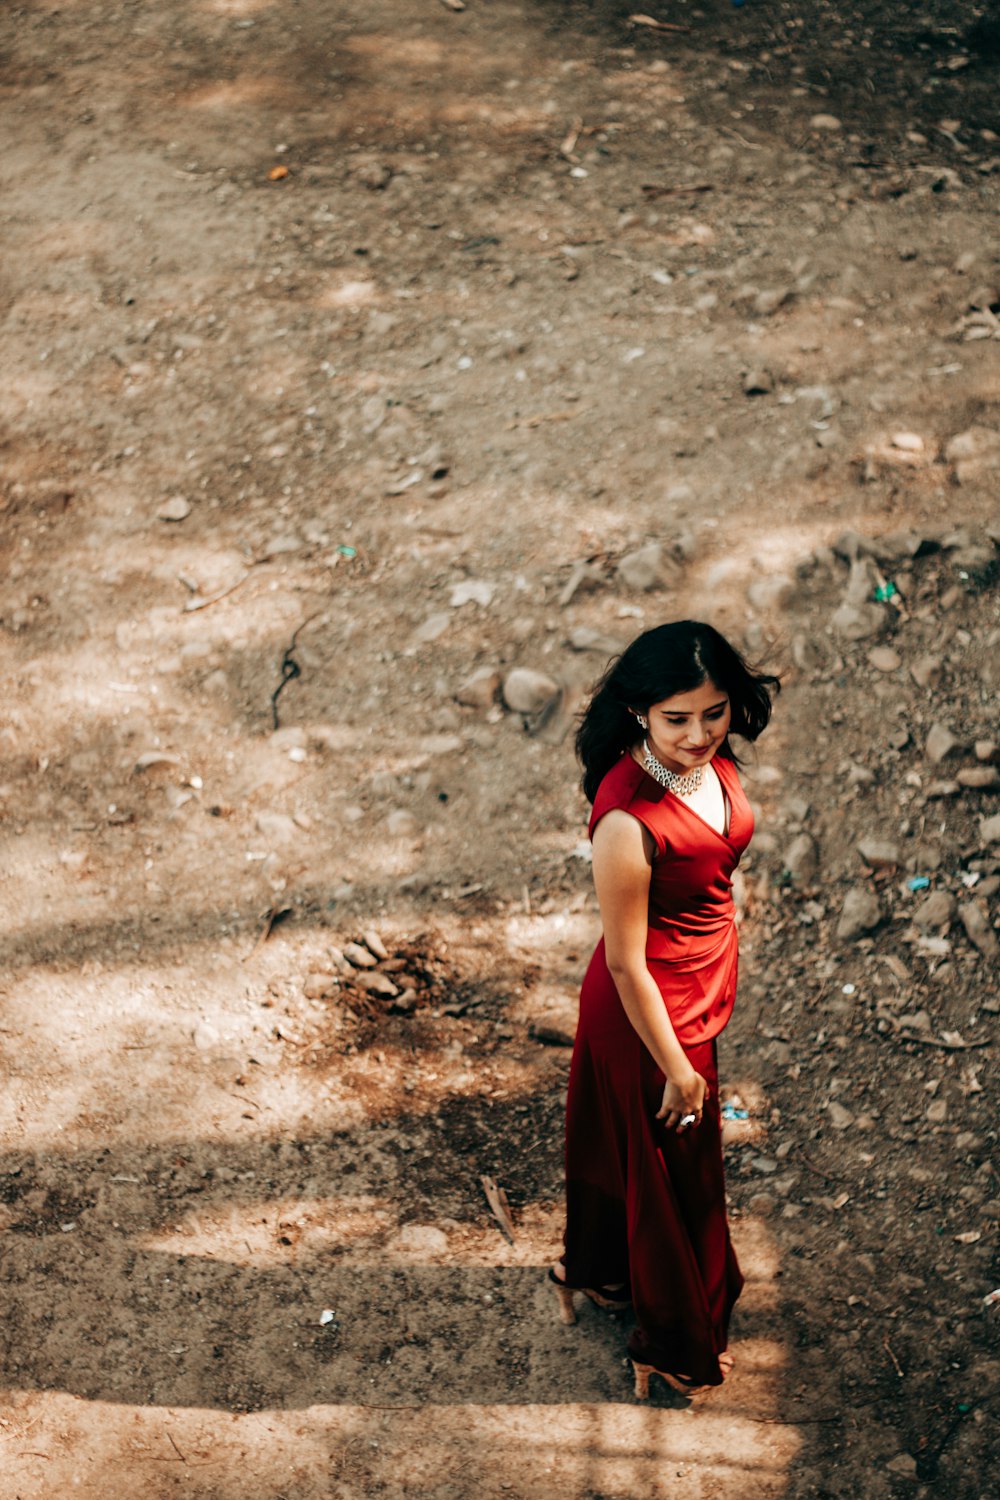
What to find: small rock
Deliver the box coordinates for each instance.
[354,971,399,998]
[944,425,1000,483]
[891,432,924,453]
[748,1193,776,1217]
[925,779,960,800]
[157,496,191,522]
[925,722,961,763]
[959,902,999,958]
[411,612,451,646]
[830,603,887,640]
[958,766,1000,790]
[502,668,561,716]
[558,561,604,607]
[867,646,901,672]
[783,832,819,883]
[255,812,299,843]
[449,579,495,608]
[616,542,681,591]
[742,368,773,396]
[343,941,379,968]
[261,533,304,558]
[566,626,626,655]
[836,888,882,940]
[750,1156,778,1174]
[303,972,338,1000]
[753,287,792,317]
[857,839,900,869]
[885,1453,918,1478]
[927,1097,948,1124]
[981,812,1000,846]
[912,890,957,931]
[975,739,998,763]
[810,113,843,131]
[455,667,501,709]
[747,574,795,612]
[827,1101,855,1131]
[386,809,420,837]
[393,1224,448,1255]
[361,930,390,960]
[911,655,943,690]
[355,158,392,191]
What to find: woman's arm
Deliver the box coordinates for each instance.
[591,808,708,1129]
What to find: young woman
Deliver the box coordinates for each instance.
[551,620,779,1397]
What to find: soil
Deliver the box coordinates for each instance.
[1,0,998,1496]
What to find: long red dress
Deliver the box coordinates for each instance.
[562,750,753,1386]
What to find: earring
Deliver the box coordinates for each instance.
[637,715,648,730]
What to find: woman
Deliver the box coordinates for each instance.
[551,621,779,1397]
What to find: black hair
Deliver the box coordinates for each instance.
[576,620,780,803]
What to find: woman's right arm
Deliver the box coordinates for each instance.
[591,809,708,1128]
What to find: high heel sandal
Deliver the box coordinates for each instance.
[630,1361,702,1400]
[548,1267,631,1325]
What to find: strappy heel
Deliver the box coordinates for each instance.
[548,1267,631,1325]
[631,1361,702,1400]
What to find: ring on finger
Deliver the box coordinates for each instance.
[679,1112,697,1128]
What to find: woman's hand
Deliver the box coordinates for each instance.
[657,1070,709,1132]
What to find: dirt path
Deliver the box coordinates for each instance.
[2,1,998,1495]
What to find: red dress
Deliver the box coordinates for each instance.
[562,751,753,1385]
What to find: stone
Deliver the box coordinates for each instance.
[747,574,795,612]
[836,888,882,940]
[261,533,304,558]
[975,740,998,763]
[867,646,901,672]
[958,766,1000,790]
[362,930,390,960]
[255,812,299,842]
[925,723,960,763]
[748,1193,776,1217]
[502,668,561,716]
[857,839,900,869]
[455,667,501,709]
[303,972,338,1000]
[411,612,451,645]
[566,626,626,655]
[742,368,773,396]
[912,890,957,931]
[386,809,420,838]
[911,655,943,690]
[616,542,680,591]
[810,113,843,131]
[891,432,924,453]
[558,561,604,607]
[343,941,378,968]
[354,971,399,998]
[783,832,819,883]
[449,579,495,608]
[753,287,792,317]
[831,602,887,640]
[927,1098,948,1124]
[393,1224,448,1255]
[944,426,1000,483]
[885,1453,918,1478]
[828,1101,855,1131]
[959,902,999,958]
[157,496,191,522]
[979,812,1000,845]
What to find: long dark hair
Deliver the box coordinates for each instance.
[576,620,780,803]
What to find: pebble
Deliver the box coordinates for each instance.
[783,832,818,883]
[750,1156,778,1174]
[975,739,998,763]
[927,1098,948,1124]
[748,1192,776,1217]
[958,766,1000,790]
[450,579,495,608]
[857,839,900,869]
[836,888,882,941]
[354,971,399,998]
[502,668,561,716]
[362,929,390,961]
[567,626,626,655]
[981,812,1000,846]
[386,809,421,838]
[343,941,379,968]
[827,1101,855,1131]
[944,425,1000,483]
[867,646,901,672]
[885,1454,918,1478]
[255,812,300,842]
[616,542,680,592]
[831,602,887,640]
[411,612,451,645]
[912,890,957,931]
[303,972,338,1000]
[810,113,843,131]
[891,432,924,453]
[742,368,773,396]
[959,902,999,958]
[393,1225,449,1255]
[157,496,191,522]
[455,667,501,709]
[910,655,943,690]
[747,574,795,612]
[925,722,961,763]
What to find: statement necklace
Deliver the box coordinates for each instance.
[642,740,705,798]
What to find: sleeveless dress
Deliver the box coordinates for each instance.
[562,750,753,1386]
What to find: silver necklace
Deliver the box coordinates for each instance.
[642,740,704,798]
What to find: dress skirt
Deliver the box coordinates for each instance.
[562,939,743,1387]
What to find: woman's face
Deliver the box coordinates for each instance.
[640,678,731,775]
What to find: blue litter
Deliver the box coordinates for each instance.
[907,876,931,892]
[721,1103,749,1121]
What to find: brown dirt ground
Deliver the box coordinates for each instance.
[1,0,998,1496]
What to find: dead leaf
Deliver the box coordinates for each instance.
[480,1174,516,1243]
[268,165,289,181]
